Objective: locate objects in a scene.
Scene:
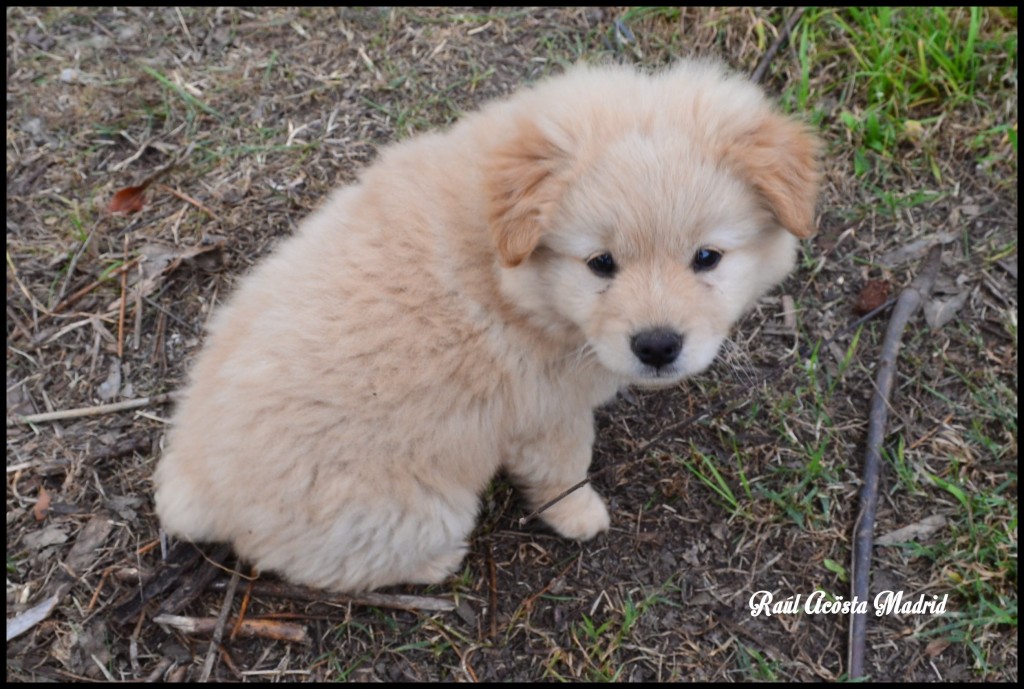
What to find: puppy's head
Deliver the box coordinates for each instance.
[486,61,820,387]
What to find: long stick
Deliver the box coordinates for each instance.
[848,245,942,678]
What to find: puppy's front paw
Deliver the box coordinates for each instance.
[540,485,610,541]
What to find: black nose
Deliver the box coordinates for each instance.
[630,328,683,368]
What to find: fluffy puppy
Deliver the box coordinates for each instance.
[154,60,820,592]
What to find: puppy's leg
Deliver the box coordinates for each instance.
[505,415,610,541]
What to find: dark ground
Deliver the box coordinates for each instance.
[6,7,1017,681]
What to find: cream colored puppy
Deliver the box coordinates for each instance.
[154,60,819,592]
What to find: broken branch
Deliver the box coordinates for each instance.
[154,614,309,645]
[7,392,176,427]
[209,579,456,613]
[848,244,942,679]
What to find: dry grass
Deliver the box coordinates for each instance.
[7,7,1016,681]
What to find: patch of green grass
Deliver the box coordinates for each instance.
[675,445,745,516]
[319,615,462,679]
[561,587,674,682]
[754,336,864,530]
[889,335,1018,675]
[886,435,920,494]
[838,8,984,106]
[736,644,781,680]
[911,470,1017,674]
[941,328,1018,464]
[620,7,682,24]
[359,62,499,137]
[139,63,225,123]
[791,7,1016,196]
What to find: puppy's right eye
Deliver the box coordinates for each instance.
[692,247,723,272]
[586,252,617,278]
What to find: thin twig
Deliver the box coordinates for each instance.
[230,574,256,641]
[848,244,942,679]
[87,435,152,464]
[751,7,807,85]
[156,183,222,221]
[110,541,204,626]
[118,235,129,358]
[6,249,55,316]
[200,570,239,682]
[486,542,499,639]
[209,579,456,613]
[52,256,143,315]
[8,256,144,348]
[7,392,176,427]
[55,220,101,307]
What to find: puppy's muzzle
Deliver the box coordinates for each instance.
[630,328,683,369]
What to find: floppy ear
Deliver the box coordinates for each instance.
[485,118,569,267]
[724,115,821,238]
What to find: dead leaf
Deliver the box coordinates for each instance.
[105,495,142,521]
[105,235,229,313]
[876,515,947,546]
[107,184,149,215]
[878,233,955,268]
[23,523,70,550]
[854,279,891,314]
[64,512,114,575]
[107,164,175,215]
[6,593,60,642]
[924,291,969,330]
[138,234,228,280]
[925,638,950,657]
[33,486,51,522]
[69,620,111,678]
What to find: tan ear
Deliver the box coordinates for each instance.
[725,115,821,238]
[485,118,568,267]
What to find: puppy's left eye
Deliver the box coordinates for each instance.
[692,248,723,272]
[586,252,617,278]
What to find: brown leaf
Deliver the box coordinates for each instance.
[107,164,174,215]
[33,486,51,522]
[876,515,947,546]
[104,235,229,313]
[925,638,950,657]
[854,279,891,314]
[64,512,114,575]
[107,184,149,214]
